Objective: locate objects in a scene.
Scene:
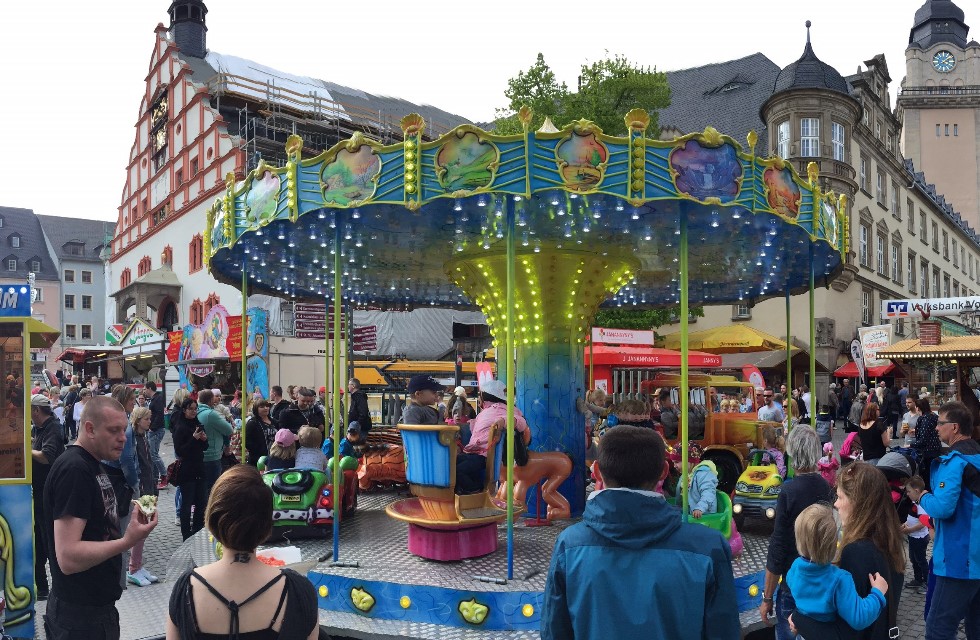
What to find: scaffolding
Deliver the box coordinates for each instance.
[213,73,455,175]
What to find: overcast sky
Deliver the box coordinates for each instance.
[0,0,949,222]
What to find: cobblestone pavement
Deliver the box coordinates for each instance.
[32,424,965,639]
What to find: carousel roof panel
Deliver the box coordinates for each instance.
[205,115,846,313]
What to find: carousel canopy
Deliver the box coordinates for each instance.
[206,109,846,320]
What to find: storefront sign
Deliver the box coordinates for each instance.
[0,285,32,317]
[187,365,215,377]
[591,327,654,345]
[858,324,892,368]
[881,295,980,320]
[106,324,125,345]
[121,319,165,347]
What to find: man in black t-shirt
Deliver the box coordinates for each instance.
[279,387,326,434]
[268,385,292,425]
[43,395,158,640]
[31,393,64,600]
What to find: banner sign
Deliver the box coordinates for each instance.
[850,339,866,383]
[742,365,765,391]
[166,331,182,362]
[227,315,243,362]
[591,327,654,345]
[881,295,980,320]
[858,324,893,368]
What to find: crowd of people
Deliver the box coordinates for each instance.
[27,369,980,640]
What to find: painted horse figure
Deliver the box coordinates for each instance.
[496,450,573,520]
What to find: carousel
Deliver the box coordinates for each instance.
[201,107,846,637]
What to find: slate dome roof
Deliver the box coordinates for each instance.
[913,0,965,28]
[772,24,850,98]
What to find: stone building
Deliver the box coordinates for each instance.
[657,4,980,399]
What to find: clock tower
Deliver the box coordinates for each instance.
[898,0,980,225]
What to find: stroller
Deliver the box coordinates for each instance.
[874,451,916,523]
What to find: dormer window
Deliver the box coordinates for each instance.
[9,234,21,248]
[64,241,84,257]
[30,259,40,273]
[0,216,5,228]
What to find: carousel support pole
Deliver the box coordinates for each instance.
[786,290,792,403]
[505,202,516,581]
[809,247,816,414]
[679,211,690,519]
[241,266,248,462]
[588,331,594,389]
[332,217,343,562]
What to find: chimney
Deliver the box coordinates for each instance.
[919,320,942,346]
[168,0,208,59]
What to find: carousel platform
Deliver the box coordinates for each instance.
[174,487,770,639]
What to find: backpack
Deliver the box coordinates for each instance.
[63,392,78,430]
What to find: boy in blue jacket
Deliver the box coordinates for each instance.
[787,503,887,632]
[542,426,739,640]
[688,460,718,519]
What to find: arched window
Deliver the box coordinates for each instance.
[189,299,204,325]
[137,256,152,277]
[204,293,220,314]
[120,268,132,288]
[189,234,203,273]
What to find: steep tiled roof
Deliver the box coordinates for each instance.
[0,206,59,281]
[659,53,780,154]
[37,215,109,263]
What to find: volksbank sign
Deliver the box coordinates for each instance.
[0,285,32,317]
[880,296,980,321]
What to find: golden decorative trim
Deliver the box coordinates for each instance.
[400,113,426,138]
[806,161,819,187]
[518,105,532,130]
[624,108,650,132]
[746,130,758,153]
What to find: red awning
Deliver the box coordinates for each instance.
[585,345,722,368]
[56,348,87,364]
[832,361,896,378]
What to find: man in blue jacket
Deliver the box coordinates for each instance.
[542,425,739,640]
[907,401,980,639]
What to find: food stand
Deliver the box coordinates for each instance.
[0,284,59,639]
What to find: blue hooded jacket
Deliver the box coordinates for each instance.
[920,438,980,579]
[542,489,739,640]
[689,460,719,515]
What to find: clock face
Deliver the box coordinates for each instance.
[933,50,956,73]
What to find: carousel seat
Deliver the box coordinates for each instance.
[386,421,513,561]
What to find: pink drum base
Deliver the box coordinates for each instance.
[407,522,498,561]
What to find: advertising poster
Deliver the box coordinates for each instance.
[246,308,269,400]
[0,326,26,481]
[857,324,893,369]
[0,484,36,639]
[167,307,269,397]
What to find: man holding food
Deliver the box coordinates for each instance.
[42,396,158,640]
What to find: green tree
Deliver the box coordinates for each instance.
[497,53,697,328]
[593,307,705,331]
[494,52,670,136]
